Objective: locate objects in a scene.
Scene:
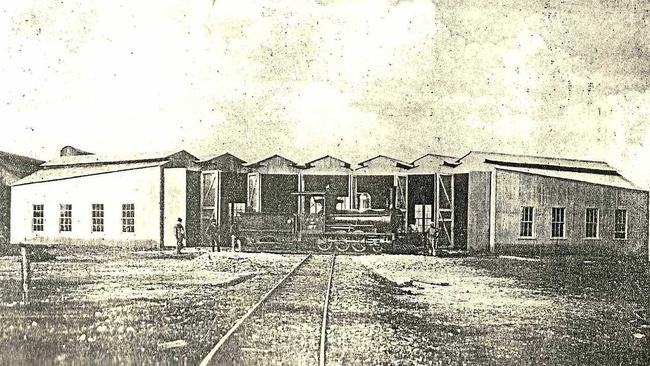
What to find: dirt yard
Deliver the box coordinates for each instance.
[0,246,302,365]
[355,254,650,365]
[1,248,648,365]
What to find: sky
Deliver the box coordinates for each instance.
[1,0,649,187]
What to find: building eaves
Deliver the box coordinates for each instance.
[304,155,351,169]
[197,152,246,164]
[245,154,299,168]
[13,161,166,186]
[41,149,197,168]
[495,166,644,191]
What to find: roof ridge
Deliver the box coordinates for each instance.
[467,150,610,165]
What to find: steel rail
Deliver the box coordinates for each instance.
[319,254,336,366]
[199,254,313,366]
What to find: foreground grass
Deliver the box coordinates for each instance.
[0,246,299,365]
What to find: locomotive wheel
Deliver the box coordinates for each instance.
[335,240,350,252]
[351,241,366,252]
[317,238,333,252]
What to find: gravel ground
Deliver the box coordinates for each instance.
[213,254,333,365]
[0,246,302,365]
[355,254,650,366]
[2,247,648,365]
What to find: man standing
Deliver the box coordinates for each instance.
[174,218,185,255]
[205,219,219,252]
[427,222,440,256]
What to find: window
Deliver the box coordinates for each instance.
[92,204,104,232]
[585,208,599,238]
[414,204,433,232]
[614,209,627,239]
[336,197,349,211]
[122,204,135,233]
[357,193,371,211]
[59,204,72,232]
[32,204,44,232]
[551,207,565,238]
[229,202,246,219]
[519,206,534,238]
[309,196,324,214]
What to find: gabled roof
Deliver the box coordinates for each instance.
[357,155,414,169]
[198,152,246,164]
[41,149,198,168]
[13,161,166,186]
[197,152,248,173]
[246,154,298,169]
[449,150,644,191]
[0,151,44,185]
[453,151,615,173]
[304,155,351,169]
[496,166,642,191]
[408,153,457,174]
[411,153,456,166]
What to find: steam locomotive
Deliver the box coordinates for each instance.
[233,190,427,253]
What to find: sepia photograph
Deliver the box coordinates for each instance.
[0,0,649,365]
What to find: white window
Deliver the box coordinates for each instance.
[229,202,246,220]
[59,204,72,232]
[585,208,599,239]
[520,206,534,238]
[414,204,432,232]
[122,204,135,233]
[551,207,565,238]
[614,209,627,239]
[357,193,371,211]
[336,197,349,211]
[92,204,104,232]
[32,204,44,232]
[309,196,324,214]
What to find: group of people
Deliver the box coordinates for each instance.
[409,222,441,256]
[173,217,237,254]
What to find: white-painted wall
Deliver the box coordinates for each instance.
[10,166,162,247]
[163,168,187,247]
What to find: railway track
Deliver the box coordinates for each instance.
[200,254,337,366]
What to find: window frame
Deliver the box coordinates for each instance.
[519,206,535,239]
[614,208,628,240]
[584,208,599,239]
[59,204,72,232]
[91,203,105,233]
[414,204,433,233]
[357,192,371,212]
[121,203,135,233]
[32,204,44,232]
[551,207,566,239]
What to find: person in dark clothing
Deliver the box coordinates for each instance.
[426,222,440,256]
[174,218,185,254]
[205,219,219,252]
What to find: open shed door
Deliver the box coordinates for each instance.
[201,171,221,244]
[436,174,453,247]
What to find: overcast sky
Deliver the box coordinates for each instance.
[1,0,649,187]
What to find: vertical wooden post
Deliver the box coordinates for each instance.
[489,170,497,253]
[20,244,31,304]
